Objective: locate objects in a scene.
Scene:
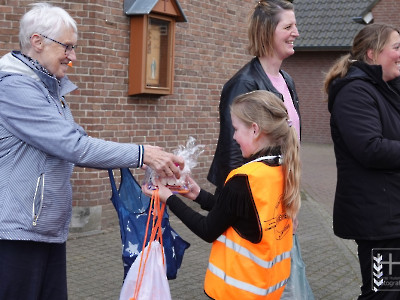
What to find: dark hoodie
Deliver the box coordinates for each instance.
[328,61,400,240]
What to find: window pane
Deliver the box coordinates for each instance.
[146,17,170,88]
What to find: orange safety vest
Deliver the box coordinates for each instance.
[204,159,292,300]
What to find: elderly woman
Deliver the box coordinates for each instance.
[325,24,400,299]
[0,3,183,298]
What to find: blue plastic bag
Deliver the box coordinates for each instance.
[281,234,315,300]
[108,168,190,280]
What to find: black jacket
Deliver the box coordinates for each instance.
[207,57,300,190]
[328,61,400,240]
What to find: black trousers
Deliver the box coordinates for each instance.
[356,238,400,299]
[0,240,67,300]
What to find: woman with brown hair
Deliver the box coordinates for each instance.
[208,0,301,196]
[325,23,400,299]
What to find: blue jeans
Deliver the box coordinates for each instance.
[0,240,67,300]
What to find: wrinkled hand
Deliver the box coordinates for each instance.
[142,179,173,203]
[143,145,184,179]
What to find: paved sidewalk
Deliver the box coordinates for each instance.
[67,143,362,299]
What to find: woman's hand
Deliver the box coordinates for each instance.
[142,179,173,203]
[142,145,184,179]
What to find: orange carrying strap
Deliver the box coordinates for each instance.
[131,189,166,300]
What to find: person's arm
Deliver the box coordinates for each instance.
[194,189,215,212]
[142,176,247,242]
[332,81,400,169]
[143,175,215,211]
[144,176,253,243]
[0,76,184,176]
[166,194,234,243]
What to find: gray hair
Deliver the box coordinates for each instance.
[19,2,77,52]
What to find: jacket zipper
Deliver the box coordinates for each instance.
[32,174,45,226]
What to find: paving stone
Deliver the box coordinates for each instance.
[66,143,364,299]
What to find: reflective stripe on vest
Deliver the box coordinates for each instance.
[217,235,291,269]
[208,262,288,296]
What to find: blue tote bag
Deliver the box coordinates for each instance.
[108,168,190,280]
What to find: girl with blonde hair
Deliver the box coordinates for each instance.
[143,90,301,299]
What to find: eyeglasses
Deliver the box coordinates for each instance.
[39,33,77,54]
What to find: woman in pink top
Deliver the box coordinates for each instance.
[208,0,301,197]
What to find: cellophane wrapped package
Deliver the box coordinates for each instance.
[144,136,204,194]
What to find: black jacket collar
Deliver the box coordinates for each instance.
[328,61,400,113]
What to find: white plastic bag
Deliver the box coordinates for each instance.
[281,234,314,300]
[119,240,171,300]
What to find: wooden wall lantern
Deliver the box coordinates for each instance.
[124,0,187,96]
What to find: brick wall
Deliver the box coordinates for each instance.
[1,0,399,232]
[282,0,400,144]
[0,0,255,232]
[283,51,343,144]
[371,0,400,25]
